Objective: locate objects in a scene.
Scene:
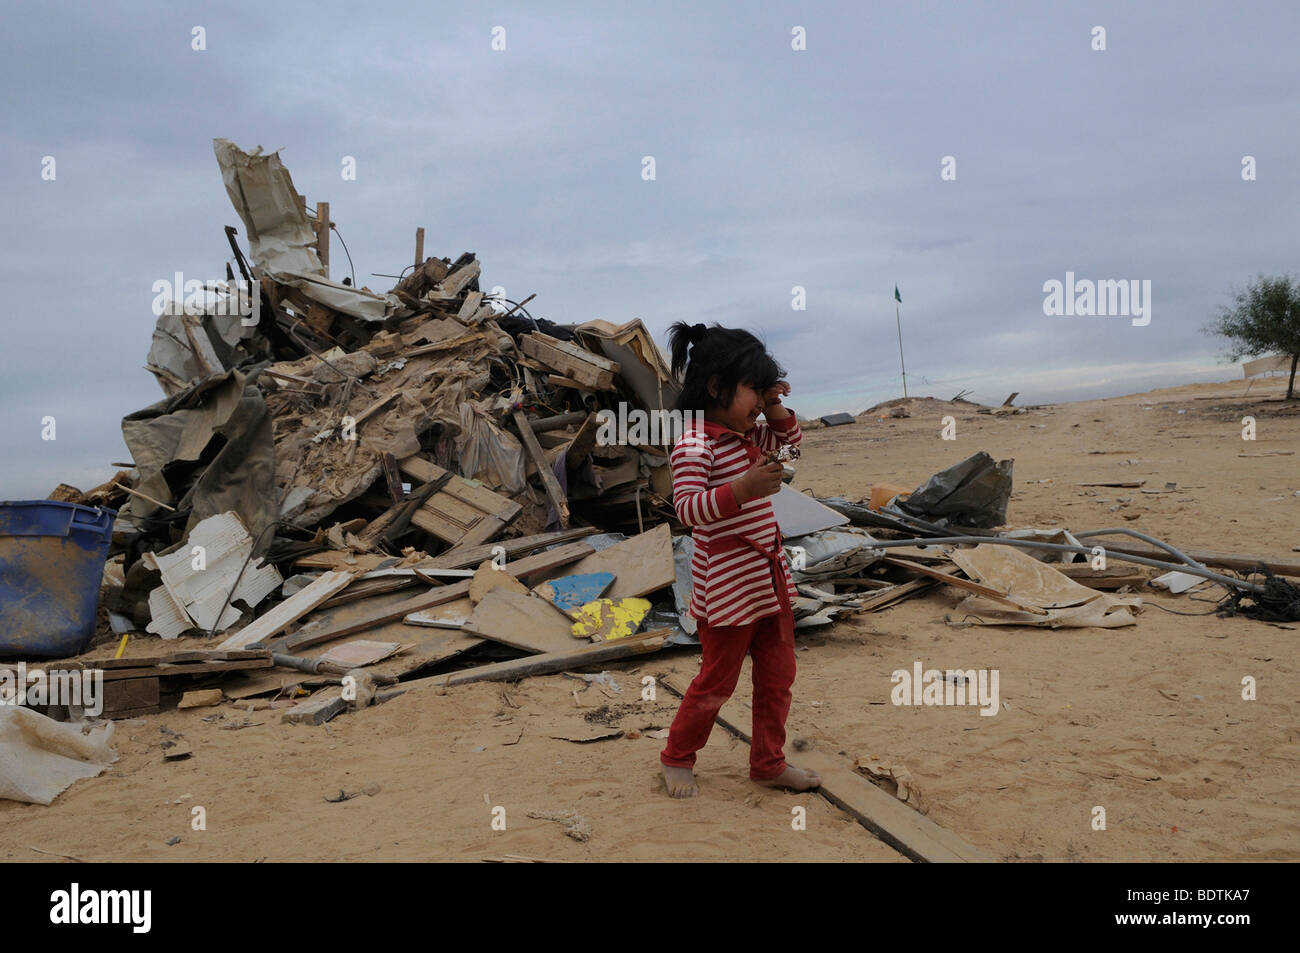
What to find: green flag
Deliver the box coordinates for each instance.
[894,285,902,303]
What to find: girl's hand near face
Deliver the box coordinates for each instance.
[763,381,791,408]
[762,381,791,419]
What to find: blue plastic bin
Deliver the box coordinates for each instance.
[0,501,117,659]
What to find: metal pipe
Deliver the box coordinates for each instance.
[866,536,1264,595]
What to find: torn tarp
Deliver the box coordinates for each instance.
[887,451,1013,529]
[784,528,883,581]
[213,138,406,323]
[120,369,278,552]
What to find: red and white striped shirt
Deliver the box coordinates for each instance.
[671,412,802,627]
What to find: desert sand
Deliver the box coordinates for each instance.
[3,376,1297,863]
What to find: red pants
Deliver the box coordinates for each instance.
[660,610,796,780]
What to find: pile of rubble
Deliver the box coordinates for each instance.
[14,140,1299,762]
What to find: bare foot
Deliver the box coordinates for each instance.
[662,763,699,798]
[754,764,821,791]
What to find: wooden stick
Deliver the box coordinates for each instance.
[403,629,670,688]
[316,200,330,279]
[113,482,176,512]
[513,409,569,527]
[882,557,1047,614]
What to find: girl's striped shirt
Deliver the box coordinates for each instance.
[670,412,802,627]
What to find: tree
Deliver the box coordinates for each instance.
[1206,275,1300,399]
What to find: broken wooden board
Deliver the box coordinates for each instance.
[855,579,937,612]
[102,677,160,716]
[318,640,405,669]
[283,540,595,652]
[534,523,673,600]
[405,629,671,688]
[513,409,569,527]
[468,560,529,605]
[660,675,994,864]
[217,570,357,650]
[463,590,587,654]
[282,686,346,725]
[424,527,601,569]
[398,455,522,547]
[882,557,1047,614]
[520,331,620,390]
[178,689,223,709]
[404,602,473,629]
[294,591,481,680]
[1056,564,1149,589]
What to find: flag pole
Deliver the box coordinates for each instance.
[894,285,908,398]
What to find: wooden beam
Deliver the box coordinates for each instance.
[316,200,330,279]
[520,332,620,390]
[513,410,569,527]
[216,571,356,650]
[429,527,600,568]
[882,557,1047,614]
[403,629,670,688]
[1089,541,1300,578]
[282,541,595,652]
[660,676,995,864]
[414,227,425,269]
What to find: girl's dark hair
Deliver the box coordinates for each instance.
[667,321,786,412]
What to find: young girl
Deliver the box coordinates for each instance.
[659,321,821,798]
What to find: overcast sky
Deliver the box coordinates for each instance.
[3,1,1297,498]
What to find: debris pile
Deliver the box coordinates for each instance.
[4,139,1298,794]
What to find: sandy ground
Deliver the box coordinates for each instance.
[3,376,1297,862]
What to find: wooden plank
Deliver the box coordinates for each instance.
[283,541,595,652]
[660,676,994,864]
[430,527,600,568]
[535,523,673,600]
[396,454,522,546]
[462,590,586,654]
[520,332,619,390]
[178,689,223,709]
[403,629,670,688]
[513,410,569,527]
[412,463,520,520]
[882,557,1047,614]
[282,686,346,725]
[300,591,482,679]
[1091,541,1300,578]
[413,227,424,268]
[102,677,159,714]
[216,571,357,650]
[318,640,404,669]
[457,290,483,322]
[316,201,330,279]
[856,578,937,612]
[1056,564,1148,589]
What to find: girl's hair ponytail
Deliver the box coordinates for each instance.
[667,321,709,379]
